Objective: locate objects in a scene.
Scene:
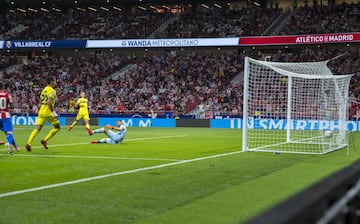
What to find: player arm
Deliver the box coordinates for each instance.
[47,96,58,117]
[74,101,80,109]
[106,125,123,131]
[8,95,15,109]
[112,126,123,131]
[47,96,54,111]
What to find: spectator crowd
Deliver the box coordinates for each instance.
[0,1,359,118]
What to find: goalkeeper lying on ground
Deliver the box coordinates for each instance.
[90,120,127,144]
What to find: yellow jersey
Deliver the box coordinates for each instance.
[77,97,89,115]
[38,85,57,116]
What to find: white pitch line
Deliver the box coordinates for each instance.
[0,150,245,198]
[0,135,187,151]
[11,154,182,162]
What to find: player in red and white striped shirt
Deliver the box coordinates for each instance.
[0,82,20,155]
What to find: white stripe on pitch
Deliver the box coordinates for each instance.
[0,150,245,198]
[12,154,182,162]
[0,135,187,151]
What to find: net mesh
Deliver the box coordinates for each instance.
[243,57,353,154]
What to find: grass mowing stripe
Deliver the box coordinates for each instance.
[4,154,183,162]
[126,135,187,141]
[0,134,187,151]
[0,150,245,199]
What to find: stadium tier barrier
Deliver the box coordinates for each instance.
[2,33,360,50]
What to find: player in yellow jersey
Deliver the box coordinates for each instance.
[68,98,75,113]
[67,91,92,135]
[25,76,61,152]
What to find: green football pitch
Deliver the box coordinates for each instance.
[1,125,360,224]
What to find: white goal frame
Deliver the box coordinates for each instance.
[242,57,353,154]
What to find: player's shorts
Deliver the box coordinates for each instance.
[76,112,90,121]
[0,118,13,132]
[36,115,60,126]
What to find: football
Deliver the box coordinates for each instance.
[324,130,333,138]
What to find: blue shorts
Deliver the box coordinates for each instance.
[0,118,13,132]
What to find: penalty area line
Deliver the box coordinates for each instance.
[0,150,245,198]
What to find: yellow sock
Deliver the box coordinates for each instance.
[43,128,60,142]
[85,124,91,130]
[70,121,77,128]
[27,129,40,145]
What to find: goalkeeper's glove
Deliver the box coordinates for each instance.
[52,111,58,118]
[105,125,113,129]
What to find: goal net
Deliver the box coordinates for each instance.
[242,57,353,154]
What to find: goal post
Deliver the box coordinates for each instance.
[242,57,353,154]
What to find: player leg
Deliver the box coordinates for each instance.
[26,116,45,152]
[114,132,126,144]
[92,127,105,134]
[2,118,19,151]
[0,119,16,154]
[68,112,82,131]
[68,120,79,131]
[6,142,14,155]
[90,129,115,144]
[91,137,112,144]
[41,117,60,149]
[106,130,123,144]
[84,120,92,135]
[81,113,92,135]
[6,132,20,151]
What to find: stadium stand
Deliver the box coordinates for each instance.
[0,1,360,223]
[0,1,359,118]
[0,1,359,40]
[0,45,359,119]
[278,2,360,35]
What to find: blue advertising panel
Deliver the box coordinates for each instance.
[4,40,87,49]
[99,118,175,128]
[11,115,359,131]
[12,115,174,127]
[211,119,242,129]
[12,115,66,126]
[210,118,360,131]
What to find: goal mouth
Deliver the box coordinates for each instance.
[242,57,353,155]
